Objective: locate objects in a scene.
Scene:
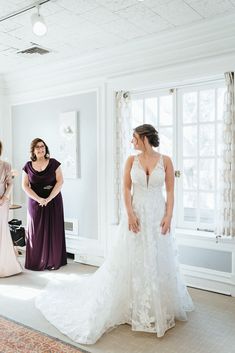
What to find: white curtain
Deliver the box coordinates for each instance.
[216,72,235,237]
[114,91,132,224]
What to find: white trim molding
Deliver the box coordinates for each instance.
[3,12,235,96]
[67,237,104,267]
[182,264,234,296]
[176,229,235,296]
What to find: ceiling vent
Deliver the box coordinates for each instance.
[17,46,50,55]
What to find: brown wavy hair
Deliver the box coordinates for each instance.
[134,124,159,147]
[30,138,50,161]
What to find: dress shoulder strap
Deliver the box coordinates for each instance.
[159,154,164,169]
[134,154,139,161]
[132,155,138,164]
[129,155,138,169]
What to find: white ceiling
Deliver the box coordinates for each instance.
[0,0,235,75]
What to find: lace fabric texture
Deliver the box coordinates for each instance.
[36,155,194,344]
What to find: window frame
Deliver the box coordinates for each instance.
[177,81,225,232]
[131,79,225,235]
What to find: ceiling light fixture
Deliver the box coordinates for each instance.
[0,0,50,36]
[31,3,47,36]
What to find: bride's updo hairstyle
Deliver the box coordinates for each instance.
[134,124,159,147]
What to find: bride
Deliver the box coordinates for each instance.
[36,124,194,344]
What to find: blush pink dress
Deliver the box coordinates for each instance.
[0,160,22,277]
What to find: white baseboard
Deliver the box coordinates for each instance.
[181,264,234,296]
[74,253,104,267]
[65,234,105,267]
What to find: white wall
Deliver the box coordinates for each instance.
[0,76,3,141]
[0,77,11,161]
[0,92,4,144]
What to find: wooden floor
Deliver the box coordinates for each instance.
[0,256,235,353]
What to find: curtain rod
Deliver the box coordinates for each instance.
[0,0,51,22]
[130,75,225,95]
[129,75,224,94]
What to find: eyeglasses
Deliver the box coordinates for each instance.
[35,144,45,150]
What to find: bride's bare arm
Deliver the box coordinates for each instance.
[161,156,174,234]
[123,156,140,233]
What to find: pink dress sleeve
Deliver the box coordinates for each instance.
[3,162,13,199]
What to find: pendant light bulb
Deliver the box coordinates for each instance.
[31,5,47,36]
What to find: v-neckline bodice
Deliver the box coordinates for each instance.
[136,154,163,188]
[137,154,162,175]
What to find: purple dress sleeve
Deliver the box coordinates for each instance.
[51,158,61,171]
[22,162,29,174]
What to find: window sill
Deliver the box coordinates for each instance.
[175,228,235,245]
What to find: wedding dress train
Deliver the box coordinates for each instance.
[36,155,194,344]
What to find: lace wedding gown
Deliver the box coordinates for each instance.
[36,155,194,344]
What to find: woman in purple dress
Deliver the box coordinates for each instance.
[22,138,67,271]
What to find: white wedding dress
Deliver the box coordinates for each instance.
[36,155,194,344]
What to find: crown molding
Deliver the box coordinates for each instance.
[3,12,235,97]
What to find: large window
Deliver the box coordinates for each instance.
[131,82,226,233]
[132,91,174,157]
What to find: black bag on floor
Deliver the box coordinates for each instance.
[8,219,26,247]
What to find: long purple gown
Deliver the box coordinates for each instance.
[23,158,67,271]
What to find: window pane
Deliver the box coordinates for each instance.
[132,84,224,232]
[132,100,143,128]
[183,125,197,157]
[199,159,214,190]
[217,87,226,121]
[145,97,157,126]
[199,192,214,209]
[159,127,172,156]
[183,159,197,190]
[183,192,197,223]
[199,192,214,225]
[183,92,197,123]
[199,89,215,122]
[159,96,172,126]
[199,124,215,156]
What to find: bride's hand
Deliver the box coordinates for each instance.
[128,213,140,234]
[160,215,172,235]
